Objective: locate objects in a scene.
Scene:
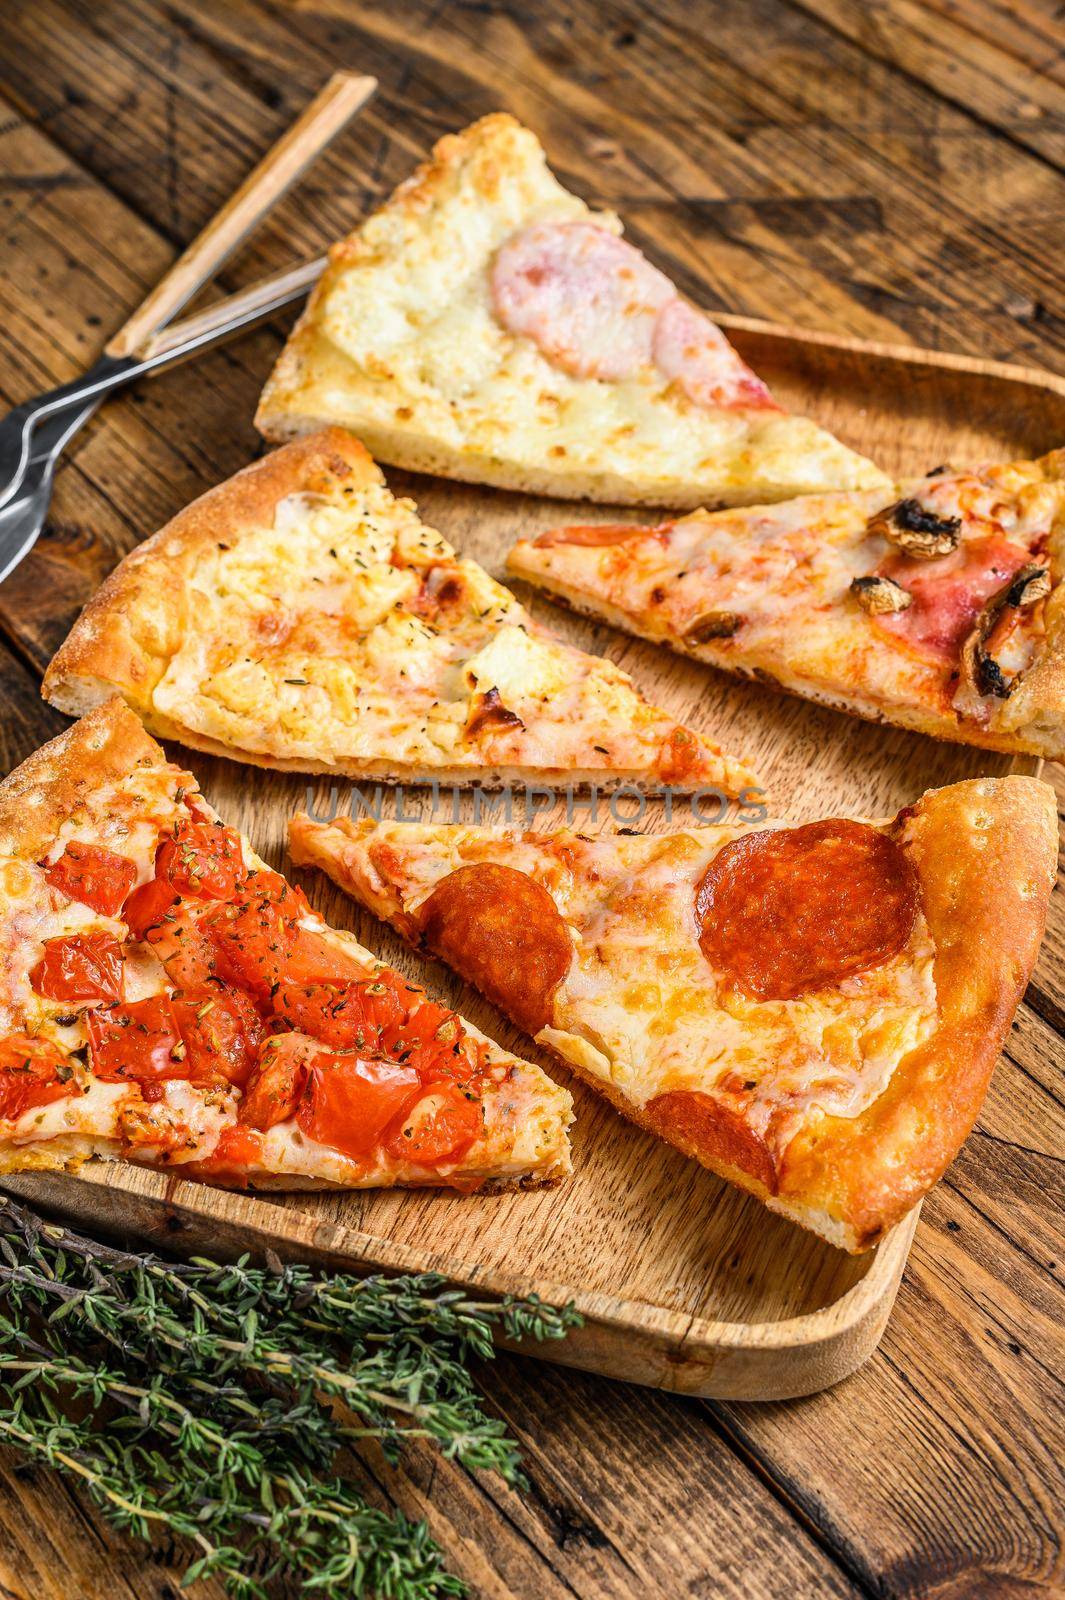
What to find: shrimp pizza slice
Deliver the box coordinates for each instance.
[255,114,887,508]
[42,430,754,797]
[289,780,1056,1250]
[508,450,1065,759]
[0,700,571,1191]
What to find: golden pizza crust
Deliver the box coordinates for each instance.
[256,114,887,508]
[42,432,378,724]
[0,698,164,862]
[290,776,1057,1251]
[777,775,1057,1247]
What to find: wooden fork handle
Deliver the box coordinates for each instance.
[104,70,376,359]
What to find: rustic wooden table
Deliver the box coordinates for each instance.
[0,2,1062,1596]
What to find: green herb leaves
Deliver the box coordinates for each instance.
[0,1197,579,1596]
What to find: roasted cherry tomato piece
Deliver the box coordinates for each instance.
[207,889,364,1003]
[385,1081,483,1166]
[44,841,137,917]
[172,983,263,1089]
[205,894,296,1002]
[0,1034,75,1121]
[124,876,180,941]
[272,972,408,1051]
[209,1122,264,1169]
[30,932,124,1005]
[297,1052,421,1163]
[144,900,218,990]
[156,820,245,901]
[240,1034,320,1130]
[248,868,310,918]
[286,926,369,987]
[380,998,488,1087]
[87,994,186,1084]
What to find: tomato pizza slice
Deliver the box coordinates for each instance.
[507,450,1065,760]
[0,701,572,1191]
[255,113,887,508]
[289,781,1056,1251]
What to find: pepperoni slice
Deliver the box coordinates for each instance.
[416,863,572,1036]
[695,820,917,1002]
[490,221,673,381]
[644,1090,777,1192]
[652,298,778,412]
[874,535,1031,665]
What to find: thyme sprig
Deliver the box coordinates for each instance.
[0,1196,580,1597]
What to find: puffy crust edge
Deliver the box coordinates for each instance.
[41,430,381,721]
[778,775,1058,1247]
[0,698,163,862]
[292,778,1058,1251]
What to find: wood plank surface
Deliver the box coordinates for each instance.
[0,2,1061,1596]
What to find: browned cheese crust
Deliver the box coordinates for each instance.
[0,699,164,863]
[42,431,378,726]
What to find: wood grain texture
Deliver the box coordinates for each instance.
[0,1,1061,1595]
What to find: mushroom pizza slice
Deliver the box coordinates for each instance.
[0,701,572,1192]
[507,449,1065,760]
[289,782,1057,1252]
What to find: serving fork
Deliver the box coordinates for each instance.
[0,70,371,583]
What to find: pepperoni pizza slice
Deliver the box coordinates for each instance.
[508,450,1065,759]
[0,700,572,1192]
[42,430,755,796]
[289,781,1057,1251]
[255,114,888,509]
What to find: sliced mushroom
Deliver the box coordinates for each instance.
[683,610,744,644]
[867,497,962,560]
[851,575,913,615]
[465,686,525,740]
[959,562,1051,700]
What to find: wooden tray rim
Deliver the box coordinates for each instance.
[4,1164,920,1356]
[714,311,1065,396]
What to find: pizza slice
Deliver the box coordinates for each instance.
[42,430,755,795]
[507,450,1065,759]
[0,700,572,1191]
[289,780,1056,1250]
[255,113,888,509]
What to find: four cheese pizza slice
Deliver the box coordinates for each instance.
[289,782,1056,1251]
[255,114,887,509]
[508,450,1065,759]
[42,430,755,795]
[0,700,572,1191]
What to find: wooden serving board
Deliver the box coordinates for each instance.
[3,319,1054,1401]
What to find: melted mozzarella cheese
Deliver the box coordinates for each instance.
[339,820,939,1158]
[146,473,724,781]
